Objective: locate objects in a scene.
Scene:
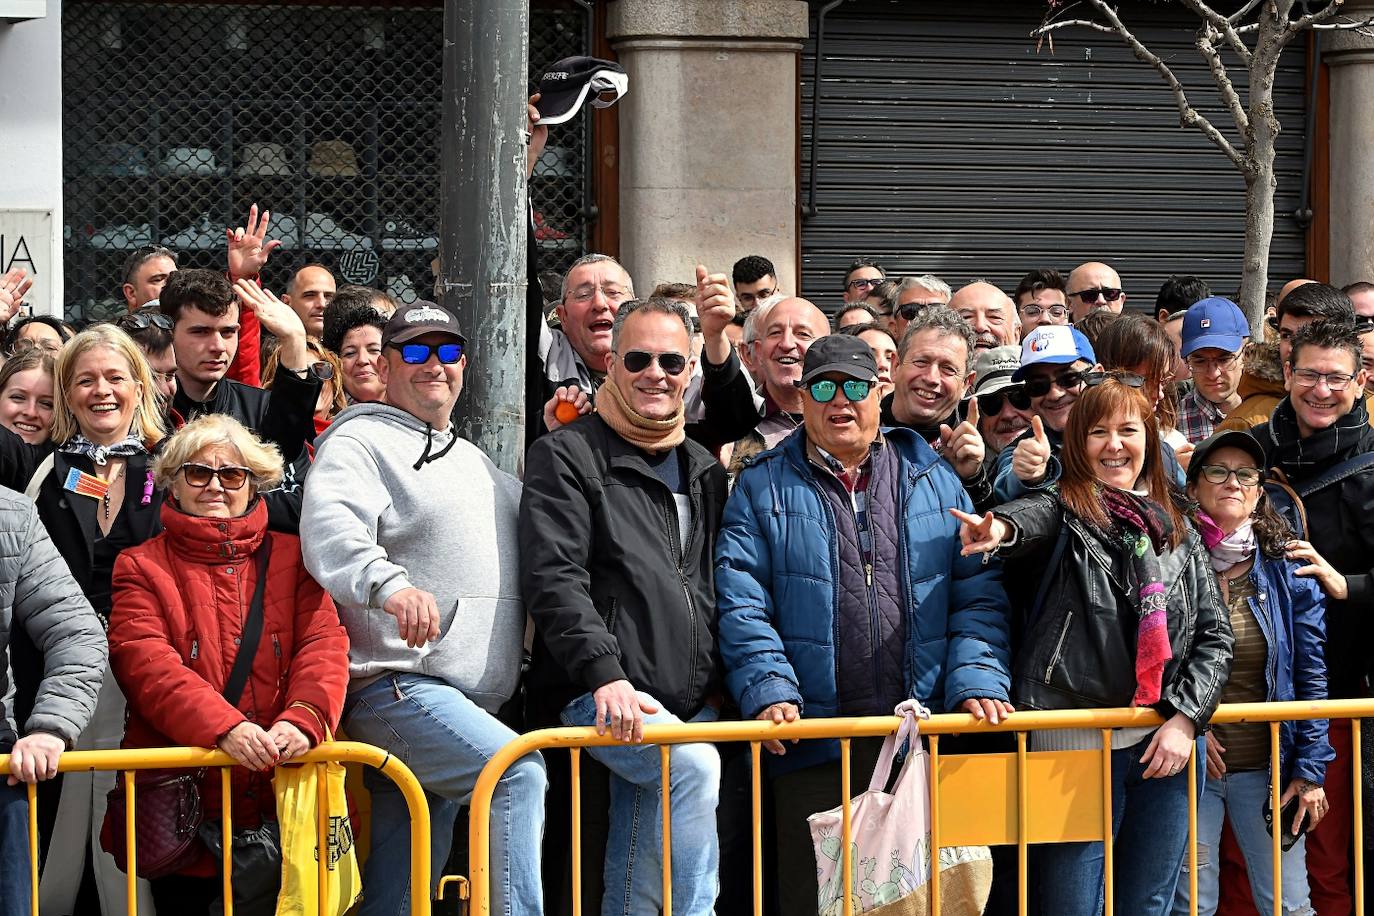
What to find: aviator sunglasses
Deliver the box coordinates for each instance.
[620,350,689,375]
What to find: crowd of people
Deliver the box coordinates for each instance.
[1,181,1373,916]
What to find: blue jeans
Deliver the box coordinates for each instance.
[0,781,31,916]
[1170,768,1313,916]
[560,692,721,916]
[343,673,546,916]
[1038,733,1206,916]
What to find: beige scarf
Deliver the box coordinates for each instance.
[594,380,685,453]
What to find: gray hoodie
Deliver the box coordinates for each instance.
[301,403,524,712]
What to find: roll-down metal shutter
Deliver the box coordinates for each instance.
[799,0,1309,308]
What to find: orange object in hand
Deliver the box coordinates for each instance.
[555,400,582,425]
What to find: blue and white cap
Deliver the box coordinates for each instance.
[1012,325,1096,382]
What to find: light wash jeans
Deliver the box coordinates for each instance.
[560,691,721,916]
[1171,768,1314,916]
[0,781,31,916]
[343,673,547,916]
[1038,732,1206,916]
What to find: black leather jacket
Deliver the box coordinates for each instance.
[995,492,1233,729]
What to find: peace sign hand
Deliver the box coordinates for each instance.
[948,508,1010,557]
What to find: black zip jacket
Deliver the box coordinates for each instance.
[519,415,728,721]
[994,492,1234,730]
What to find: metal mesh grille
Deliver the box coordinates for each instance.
[62,1,589,323]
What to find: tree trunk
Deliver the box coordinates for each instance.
[1240,164,1276,337]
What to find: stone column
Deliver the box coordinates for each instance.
[607,0,809,294]
[1324,0,1374,286]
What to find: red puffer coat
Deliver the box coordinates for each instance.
[108,498,349,843]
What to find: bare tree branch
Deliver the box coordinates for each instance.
[1177,0,1253,63]
[1081,0,1247,169]
[1228,0,1263,26]
[1031,17,1118,36]
[1290,1,1348,32]
[1197,25,1250,136]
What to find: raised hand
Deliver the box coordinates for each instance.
[948,507,1009,556]
[938,398,985,480]
[226,204,283,281]
[526,93,549,180]
[695,264,736,364]
[1011,415,1052,484]
[232,278,309,370]
[0,267,33,324]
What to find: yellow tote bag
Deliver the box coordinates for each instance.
[273,730,362,916]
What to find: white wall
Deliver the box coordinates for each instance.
[0,1,64,315]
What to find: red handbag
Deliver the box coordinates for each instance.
[100,769,205,878]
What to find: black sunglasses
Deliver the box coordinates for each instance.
[1023,369,1088,398]
[1081,370,1145,389]
[976,386,1032,415]
[178,463,252,490]
[803,378,873,403]
[116,312,173,332]
[897,301,947,320]
[395,342,464,365]
[621,350,688,375]
[1070,287,1123,303]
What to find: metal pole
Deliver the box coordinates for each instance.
[440,0,530,474]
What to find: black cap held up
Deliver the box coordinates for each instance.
[535,56,629,126]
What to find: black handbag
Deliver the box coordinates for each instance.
[101,536,272,879]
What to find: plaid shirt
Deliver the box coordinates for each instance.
[1176,388,1228,444]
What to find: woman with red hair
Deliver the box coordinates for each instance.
[953,375,1234,916]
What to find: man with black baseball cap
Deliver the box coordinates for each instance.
[302,298,546,916]
[716,332,1012,914]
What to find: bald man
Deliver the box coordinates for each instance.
[1066,261,1126,322]
[282,263,337,339]
[949,281,1018,353]
[726,297,832,476]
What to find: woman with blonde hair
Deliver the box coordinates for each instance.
[0,322,165,914]
[108,413,348,913]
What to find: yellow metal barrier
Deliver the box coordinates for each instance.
[468,699,1374,916]
[0,741,432,916]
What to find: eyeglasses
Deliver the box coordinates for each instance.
[115,312,173,332]
[1197,465,1262,487]
[976,386,1032,416]
[395,342,464,365]
[1069,287,1123,303]
[568,284,630,304]
[1081,370,1145,389]
[1022,369,1088,398]
[1292,368,1357,391]
[737,288,777,306]
[845,277,883,293]
[621,350,688,376]
[178,463,252,490]
[1186,352,1242,373]
[804,378,873,403]
[10,338,61,356]
[897,301,947,320]
[1018,304,1068,321]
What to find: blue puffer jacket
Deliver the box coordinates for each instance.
[715,427,1012,773]
[1246,553,1333,785]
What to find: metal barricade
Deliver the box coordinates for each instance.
[468,699,1374,916]
[0,741,431,916]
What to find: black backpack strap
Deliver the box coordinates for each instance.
[222,534,272,707]
[1294,451,1374,500]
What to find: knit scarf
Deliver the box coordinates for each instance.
[594,380,685,454]
[59,432,148,466]
[1268,396,1369,474]
[1097,486,1174,707]
[1194,512,1257,574]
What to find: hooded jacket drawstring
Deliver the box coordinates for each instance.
[413,422,459,470]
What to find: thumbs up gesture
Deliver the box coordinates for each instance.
[948,508,1011,557]
[938,398,985,481]
[1011,415,1052,485]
